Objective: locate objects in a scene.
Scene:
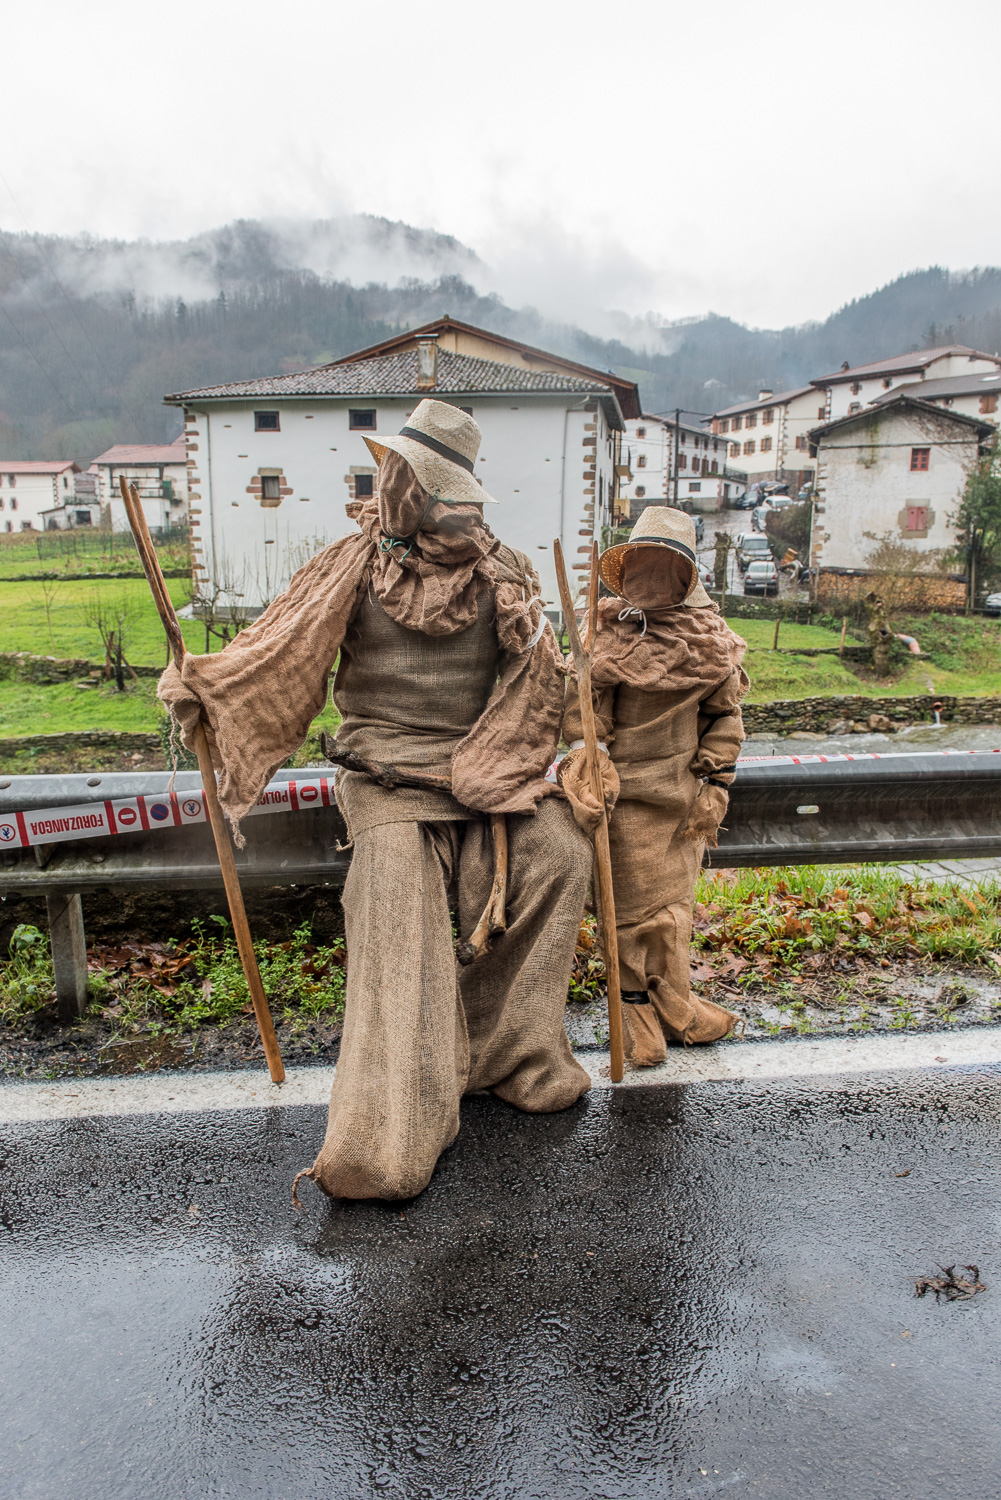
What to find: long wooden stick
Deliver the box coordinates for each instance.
[119,478,285,1084]
[553,538,624,1082]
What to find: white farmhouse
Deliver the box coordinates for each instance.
[808,394,992,603]
[813,345,1001,422]
[621,412,738,516]
[91,440,190,532]
[0,460,80,531]
[164,317,639,615]
[869,367,1001,427]
[710,387,823,492]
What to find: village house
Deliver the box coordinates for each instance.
[164,317,640,617]
[710,387,822,493]
[621,412,741,517]
[813,345,1001,422]
[0,460,80,531]
[91,439,189,532]
[807,394,993,606]
[868,367,1001,427]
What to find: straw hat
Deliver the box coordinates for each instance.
[363,398,498,505]
[599,506,713,608]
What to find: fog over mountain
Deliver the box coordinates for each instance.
[2,214,1001,459]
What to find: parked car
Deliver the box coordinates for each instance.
[743,559,779,596]
[983,591,1001,616]
[769,494,793,510]
[736,533,773,571]
[733,489,757,510]
[752,502,773,532]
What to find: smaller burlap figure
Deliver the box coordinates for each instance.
[563,507,749,1067]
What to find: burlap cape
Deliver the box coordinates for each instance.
[159,453,564,836]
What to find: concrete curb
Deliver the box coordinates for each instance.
[1,1026,999,1124]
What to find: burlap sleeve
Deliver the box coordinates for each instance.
[450,564,565,816]
[681,665,749,847]
[158,532,374,835]
[690,665,749,788]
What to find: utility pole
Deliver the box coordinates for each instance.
[674,408,681,507]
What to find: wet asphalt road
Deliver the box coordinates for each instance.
[2,1067,1000,1499]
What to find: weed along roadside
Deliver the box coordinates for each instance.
[1,866,999,1080]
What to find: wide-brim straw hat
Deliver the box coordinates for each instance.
[599,505,713,608]
[363,397,498,505]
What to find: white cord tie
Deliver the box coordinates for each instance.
[526,597,547,649]
[569,739,609,754]
[618,604,648,636]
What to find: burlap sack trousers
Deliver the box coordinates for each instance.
[608,798,733,1063]
[311,797,592,1200]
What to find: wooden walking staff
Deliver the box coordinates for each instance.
[553,537,625,1083]
[118,477,285,1084]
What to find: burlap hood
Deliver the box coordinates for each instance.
[159,451,563,836]
[588,596,747,693]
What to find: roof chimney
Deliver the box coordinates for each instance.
[758,389,773,402]
[840,360,850,372]
[417,334,439,391]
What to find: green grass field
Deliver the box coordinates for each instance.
[0,577,210,664]
[0,530,190,581]
[1,577,999,743]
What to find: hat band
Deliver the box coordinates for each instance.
[398,426,476,474]
[628,535,696,565]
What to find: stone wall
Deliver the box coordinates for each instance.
[816,570,967,611]
[0,652,161,684]
[743,694,1001,734]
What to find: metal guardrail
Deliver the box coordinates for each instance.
[2,753,1000,1013]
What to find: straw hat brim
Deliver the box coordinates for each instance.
[363,434,498,505]
[599,537,713,609]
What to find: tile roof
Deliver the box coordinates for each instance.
[809,392,996,442]
[165,348,619,403]
[712,386,815,419]
[812,346,1001,386]
[0,459,79,473]
[869,371,1001,404]
[91,441,187,465]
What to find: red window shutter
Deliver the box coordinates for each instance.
[907,506,928,532]
[910,448,930,471]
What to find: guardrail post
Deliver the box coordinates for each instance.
[45,891,88,1022]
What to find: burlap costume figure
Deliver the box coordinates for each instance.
[159,401,591,1200]
[562,507,748,1067]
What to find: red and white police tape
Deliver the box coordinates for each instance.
[0,776,336,851]
[1,749,998,852]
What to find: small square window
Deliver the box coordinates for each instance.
[261,474,281,500]
[980,393,997,414]
[8,475,15,487]
[689,481,701,493]
[354,474,374,498]
[817,407,825,420]
[635,485,646,498]
[743,440,755,455]
[255,411,280,432]
[637,454,647,467]
[349,409,377,430]
[910,448,930,471]
[636,426,646,439]
[760,436,772,453]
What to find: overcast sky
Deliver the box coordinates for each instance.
[5,0,999,331]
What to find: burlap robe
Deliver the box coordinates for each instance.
[564,597,748,1065]
[308,798,592,1200]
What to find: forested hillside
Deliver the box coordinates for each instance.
[3,215,1001,459]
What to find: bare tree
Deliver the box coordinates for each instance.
[862,531,951,615]
[83,590,137,691]
[36,577,58,649]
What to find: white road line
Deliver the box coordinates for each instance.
[0,1027,999,1125]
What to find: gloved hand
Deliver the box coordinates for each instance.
[681,780,729,848]
[558,746,620,835]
